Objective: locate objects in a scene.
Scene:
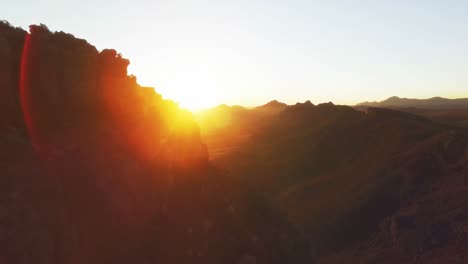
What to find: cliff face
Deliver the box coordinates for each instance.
[14,23,207,166]
[0,21,311,264]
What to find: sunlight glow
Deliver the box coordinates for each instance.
[171,90,220,112]
[155,81,222,112]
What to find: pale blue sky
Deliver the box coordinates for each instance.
[4,0,468,109]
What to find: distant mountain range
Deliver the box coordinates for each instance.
[203,96,468,115]
[357,96,468,109]
[199,97,468,161]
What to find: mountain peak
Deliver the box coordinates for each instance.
[255,100,288,113]
[261,100,287,107]
[383,96,402,102]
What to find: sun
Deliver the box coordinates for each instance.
[143,61,224,112]
[162,87,221,112]
[179,100,215,112]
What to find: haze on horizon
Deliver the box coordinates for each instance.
[5,0,468,110]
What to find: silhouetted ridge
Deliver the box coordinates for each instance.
[279,100,315,116]
[383,96,401,102]
[317,101,333,107]
[294,100,314,106]
[253,100,288,116]
[279,101,360,122]
[265,99,283,105]
[256,100,287,109]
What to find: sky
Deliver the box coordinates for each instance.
[4,0,468,109]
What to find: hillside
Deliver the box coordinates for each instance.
[0,21,311,264]
[207,102,468,262]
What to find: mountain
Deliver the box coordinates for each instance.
[207,101,468,262]
[254,100,288,114]
[358,96,468,109]
[0,21,312,264]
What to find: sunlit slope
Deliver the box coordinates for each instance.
[0,21,312,264]
[210,101,468,260]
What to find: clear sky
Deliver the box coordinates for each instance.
[4,0,468,109]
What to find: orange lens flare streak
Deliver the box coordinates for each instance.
[20,33,50,157]
[19,33,36,146]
